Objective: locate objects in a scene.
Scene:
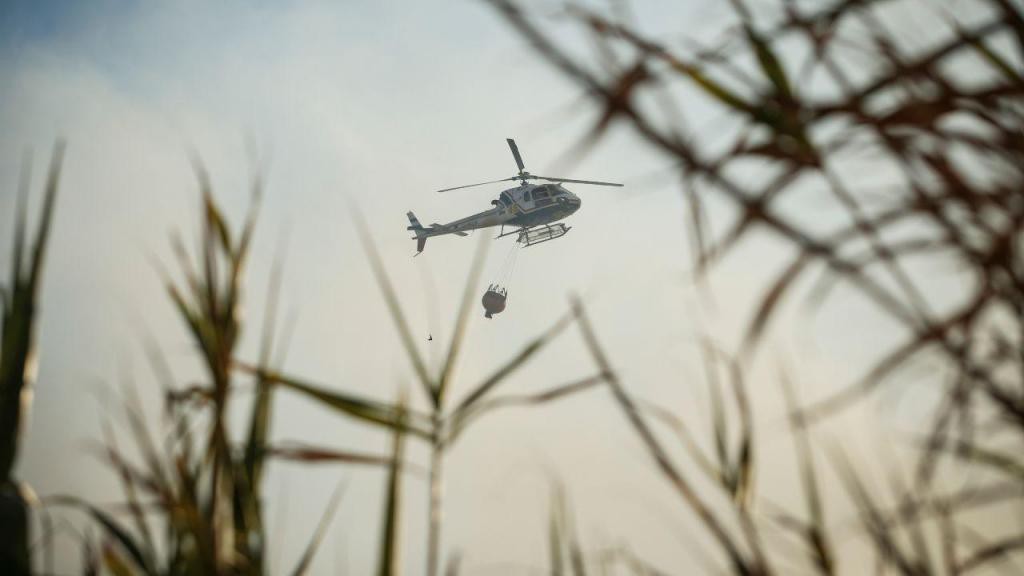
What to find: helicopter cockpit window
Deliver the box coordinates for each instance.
[524,191,532,202]
[499,192,512,206]
[535,187,550,198]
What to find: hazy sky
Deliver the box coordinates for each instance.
[0,0,993,573]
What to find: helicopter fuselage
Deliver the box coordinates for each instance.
[420,182,581,237]
[407,138,620,254]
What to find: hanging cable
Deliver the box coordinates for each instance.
[500,240,521,287]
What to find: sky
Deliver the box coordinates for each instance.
[0,0,1005,574]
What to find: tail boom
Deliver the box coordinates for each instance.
[406,210,479,255]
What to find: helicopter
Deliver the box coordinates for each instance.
[406,138,622,254]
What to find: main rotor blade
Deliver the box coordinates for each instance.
[535,175,623,187]
[506,138,526,172]
[437,176,518,193]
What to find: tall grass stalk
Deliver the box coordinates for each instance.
[1,142,64,576]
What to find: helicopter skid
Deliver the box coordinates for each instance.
[495,223,571,247]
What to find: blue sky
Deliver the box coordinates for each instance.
[1,0,69,44]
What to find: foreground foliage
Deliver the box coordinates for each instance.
[1,143,63,576]
[8,0,1023,574]
[490,0,1024,572]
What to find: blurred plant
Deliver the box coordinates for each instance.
[48,166,406,575]
[15,1,1024,574]
[489,0,1024,573]
[249,219,608,576]
[1,142,64,576]
[41,160,601,575]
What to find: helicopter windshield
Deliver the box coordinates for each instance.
[499,192,512,206]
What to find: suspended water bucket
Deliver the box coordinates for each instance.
[482,284,508,318]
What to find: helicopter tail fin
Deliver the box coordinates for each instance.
[407,211,426,234]
[407,212,428,254]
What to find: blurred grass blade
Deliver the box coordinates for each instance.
[549,486,565,576]
[444,552,462,576]
[436,233,488,407]
[267,443,394,467]
[1,142,65,482]
[378,400,407,576]
[728,0,793,99]
[102,543,136,576]
[953,18,1024,84]
[560,486,587,576]
[0,142,64,576]
[249,367,432,439]
[245,253,286,494]
[778,371,833,574]
[99,419,156,564]
[8,149,31,293]
[726,357,754,510]
[641,401,720,484]
[350,205,435,406]
[958,535,1024,574]
[547,480,588,575]
[291,481,346,576]
[936,439,1024,481]
[447,375,603,446]
[82,536,99,576]
[829,449,920,576]
[450,309,577,417]
[700,342,730,487]
[742,252,811,356]
[571,297,755,575]
[49,495,154,575]
[26,141,65,290]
